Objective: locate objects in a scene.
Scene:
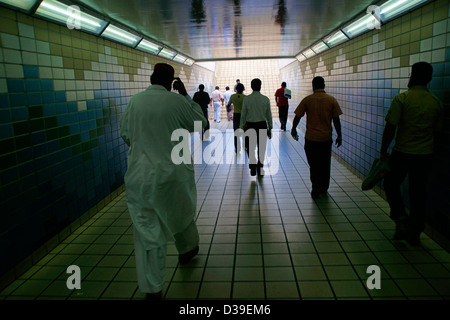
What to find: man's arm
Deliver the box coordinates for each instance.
[290,115,301,140]
[380,121,396,159]
[332,116,342,147]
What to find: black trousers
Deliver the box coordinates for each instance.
[244,121,268,170]
[233,113,241,152]
[304,139,332,194]
[383,150,432,235]
[201,107,210,134]
[278,105,288,130]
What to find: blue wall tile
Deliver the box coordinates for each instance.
[23,66,39,79]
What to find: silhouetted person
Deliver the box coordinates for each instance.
[291,76,342,199]
[120,63,206,300]
[193,84,211,139]
[228,83,246,153]
[275,81,289,131]
[210,86,224,122]
[240,78,273,176]
[381,61,444,246]
[223,86,234,121]
[234,79,245,92]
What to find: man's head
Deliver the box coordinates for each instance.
[236,79,240,83]
[215,86,219,90]
[408,62,433,88]
[226,86,230,91]
[312,77,325,90]
[281,82,286,88]
[151,63,175,91]
[251,78,262,91]
[199,84,205,91]
[236,83,244,94]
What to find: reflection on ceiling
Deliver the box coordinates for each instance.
[73,0,378,61]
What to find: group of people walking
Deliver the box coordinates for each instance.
[120,61,443,300]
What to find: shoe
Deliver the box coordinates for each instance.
[145,291,162,300]
[407,232,421,246]
[257,167,264,176]
[393,223,408,240]
[179,246,199,264]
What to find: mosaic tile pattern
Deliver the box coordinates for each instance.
[0,7,214,280]
[280,0,450,242]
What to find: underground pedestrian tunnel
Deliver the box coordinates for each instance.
[0,0,449,300]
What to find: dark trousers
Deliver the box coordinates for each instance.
[278,105,288,130]
[244,121,268,171]
[383,150,432,235]
[201,107,210,134]
[233,113,241,152]
[304,139,332,194]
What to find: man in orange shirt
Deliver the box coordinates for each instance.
[291,77,343,199]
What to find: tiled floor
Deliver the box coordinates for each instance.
[1,119,449,300]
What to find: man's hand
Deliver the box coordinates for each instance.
[173,77,187,96]
[335,136,342,147]
[268,129,272,140]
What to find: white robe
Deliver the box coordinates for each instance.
[120,85,207,251]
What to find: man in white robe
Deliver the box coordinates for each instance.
[120,63,206,299]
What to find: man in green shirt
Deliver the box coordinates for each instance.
[380,62,444,246]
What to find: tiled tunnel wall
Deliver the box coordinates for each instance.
[0,7,215,281]
[280,0,450,245]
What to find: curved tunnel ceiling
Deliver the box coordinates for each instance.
[73,0,379,61]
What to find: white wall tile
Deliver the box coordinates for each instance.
[432,34,446,49]
[36,40,50,54]
[3,49,22,64]
[20,38,36,52]
[420,38,432,52]
[433,19,447,36]
[22,51,37,65]
[1,33,20,49]
[18,23,35,38]
[64,69,75,79]
[5,64,24,78]
[54,79,65,91]
[51,56,63,68]
[431,48,445,63]
[38,54,52,67]
[66,91,77,101]
[77,101,87,111]
[52,68,64,79]
[39,66,52,78]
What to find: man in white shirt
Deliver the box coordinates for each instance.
[120,63,206,300]
[210,86,224,122]
[240,78,273,176]
[223,86,233,121]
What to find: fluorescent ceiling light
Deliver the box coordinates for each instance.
[342,13,378,38]
[296,53,306,62]
[0,0,38,11]
[324,30,348,47]
[173,54,187,63]
[302,48,316,58]
[101,24,141,47]
[184,59,194,66]
[380,0,428,22]
[35,0,107,34]
[311,41,328,54]
[159,48,176,59]
[137,39,162,54]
